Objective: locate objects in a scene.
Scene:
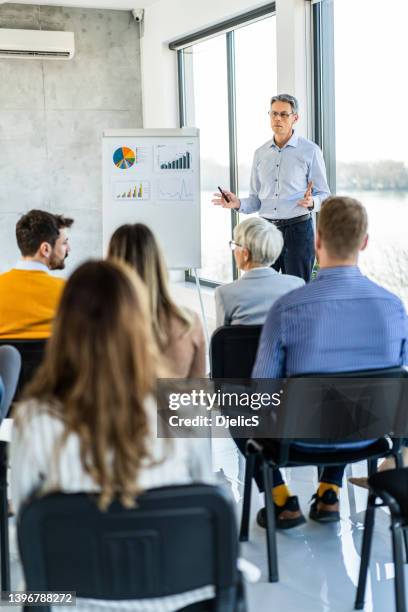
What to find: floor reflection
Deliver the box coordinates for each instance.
[213,436,402,611]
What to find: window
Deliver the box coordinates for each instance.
[174,6,277,285]
[316,0,408,307]
[235,17,277,203]
[183,35,233,283]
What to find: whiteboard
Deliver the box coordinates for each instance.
[102,128,201,269]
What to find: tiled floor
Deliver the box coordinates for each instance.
[213,437,401,612]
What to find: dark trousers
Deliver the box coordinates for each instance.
[270,217,315,282]
[234,437,346,492]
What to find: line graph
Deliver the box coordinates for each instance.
[158,178,194,201]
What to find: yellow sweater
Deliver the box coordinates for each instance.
[0,269,65,339]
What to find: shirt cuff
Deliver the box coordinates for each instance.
[238,196,261,215]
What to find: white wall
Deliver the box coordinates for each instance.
[141,0,311,136]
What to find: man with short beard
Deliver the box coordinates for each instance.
[0,210,73,339]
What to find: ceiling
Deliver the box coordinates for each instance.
[0,0,160,9]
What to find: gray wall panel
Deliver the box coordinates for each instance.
[0,3,143,273]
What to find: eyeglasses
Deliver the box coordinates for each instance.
[268,110,295,120]
[229,240,242,251]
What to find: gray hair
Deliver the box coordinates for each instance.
[233,217,283,266]
[270,93,299,114]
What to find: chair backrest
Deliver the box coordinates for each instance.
[0,345,21,419]
[210,325,262,379]
[274,367,408,447]
[18,485,239,608]
[0,340,46,400]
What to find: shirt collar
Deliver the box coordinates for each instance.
[271,131,298,150]
[14,260,50,273]
[242,266,275,277]
[316,265,362,280]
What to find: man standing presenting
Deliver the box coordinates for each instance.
[213,94,330,281]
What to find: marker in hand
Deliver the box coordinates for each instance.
[218,186,230,203]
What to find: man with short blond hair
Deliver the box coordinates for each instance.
[0,210,74,339]
[318,195,368,258]
[243,196,408,529]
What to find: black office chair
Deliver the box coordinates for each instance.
[0,339,47,401]
[210,325,262,379]
[355,467,408,612]
[18,485,246,612]
[239,367,408,583]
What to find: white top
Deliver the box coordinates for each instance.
[10,397,215,612]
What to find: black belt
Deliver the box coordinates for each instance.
[263,213,311,228]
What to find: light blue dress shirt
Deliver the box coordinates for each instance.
[252,266,408,448]
[239,132,330,220]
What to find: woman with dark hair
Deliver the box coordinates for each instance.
[108,224,206,378]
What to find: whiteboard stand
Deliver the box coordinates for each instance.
[193,268,210,347]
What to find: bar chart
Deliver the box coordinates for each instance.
[113,181,151,201]
[156,145,193,171]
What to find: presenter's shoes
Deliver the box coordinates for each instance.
[256,496,306,530]
[309,489,340,523]
[348,476,369,490]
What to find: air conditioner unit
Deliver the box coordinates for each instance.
[0,29,75,60]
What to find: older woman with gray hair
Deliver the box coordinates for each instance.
[215,217,304,327]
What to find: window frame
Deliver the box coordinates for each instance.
[172,4,276,287]
[312,0,336,193]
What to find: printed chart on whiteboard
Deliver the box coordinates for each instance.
[102,129,201,270]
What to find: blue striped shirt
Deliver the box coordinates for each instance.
[239,132,331,220]
[253,266,408,377]
[253,266,408,448]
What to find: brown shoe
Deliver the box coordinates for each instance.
[348,476,369,490]
[309,489,340,523]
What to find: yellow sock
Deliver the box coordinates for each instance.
[272,484,291,507]
[318,483,339,497]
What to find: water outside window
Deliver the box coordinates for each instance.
[334,0,408,306]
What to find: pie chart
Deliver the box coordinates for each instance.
[113,146,136,170]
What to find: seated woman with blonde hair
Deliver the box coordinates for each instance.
[108,224,206,378]
[215,217,304,327]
